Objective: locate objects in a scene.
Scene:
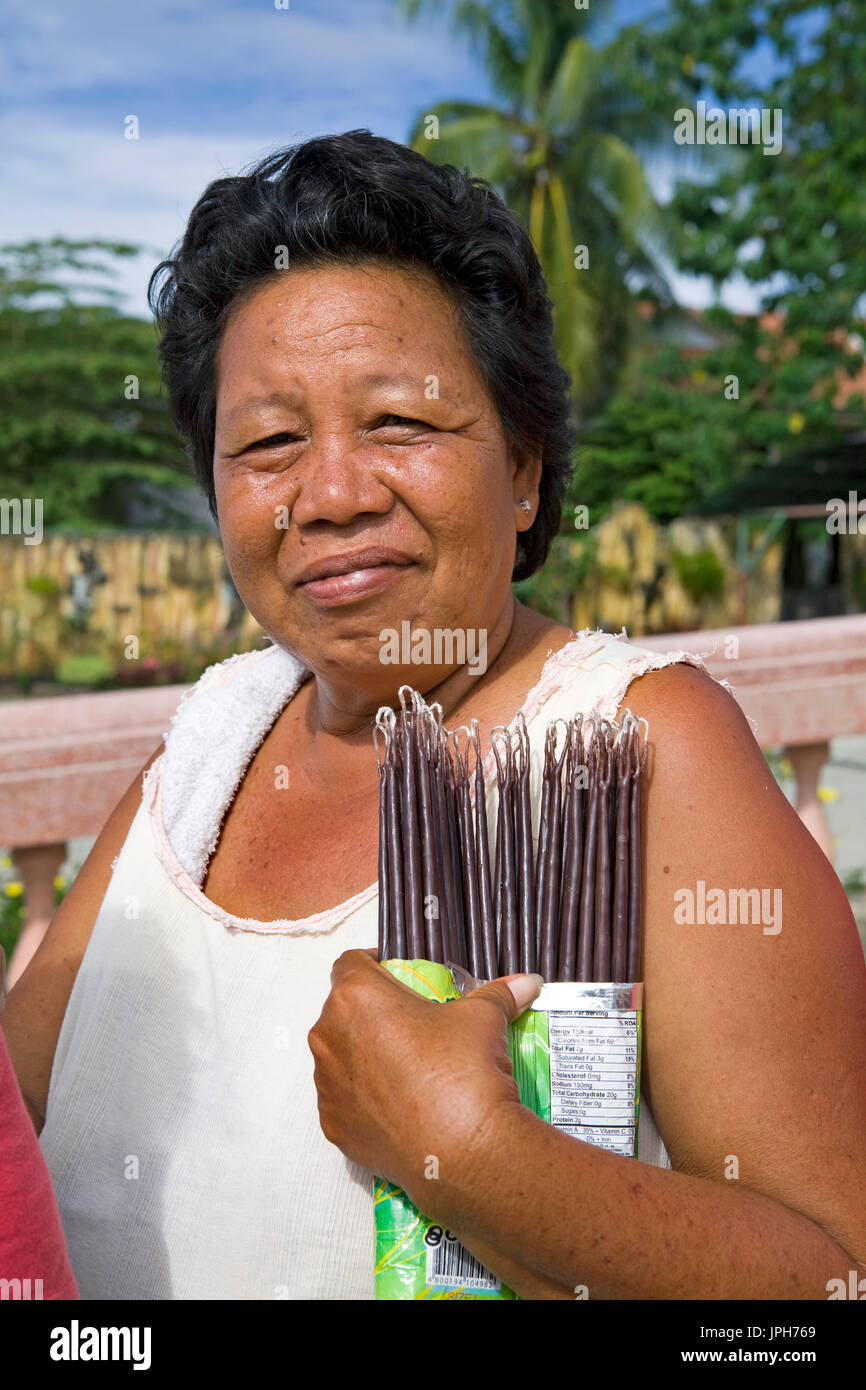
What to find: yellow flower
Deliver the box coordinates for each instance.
[54,874,67,891]
[817,786,839,803]
[779,758,793,778]
[5,881,23,898]
[787,412,806,434]
[691,368,708,385]
[0,855,12,870]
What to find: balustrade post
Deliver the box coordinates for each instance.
[785,741,834,864]
[6,842,66,988]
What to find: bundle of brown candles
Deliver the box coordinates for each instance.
[374,688,649,983]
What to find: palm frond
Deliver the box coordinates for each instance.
[529,176,546,249]
[543,37,598,132]
[542,236,601,405]
[409,109,519,186]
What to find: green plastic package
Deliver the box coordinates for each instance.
[374,959,642,1300]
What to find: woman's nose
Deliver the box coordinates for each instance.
[289,433,395,526]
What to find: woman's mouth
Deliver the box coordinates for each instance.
[298,561,415,605]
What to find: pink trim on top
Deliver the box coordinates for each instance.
[144,627,723,937]
[144,757,376,937]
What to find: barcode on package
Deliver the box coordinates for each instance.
[424,1227,501,1292]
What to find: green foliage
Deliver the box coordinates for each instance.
[0,861,75,970]
[55,653,117,687]
[648,1,866,455]
[24,574,61,596]
[0,238,192,529]
[0,886,25,965]
[398,0,695,415]
[843,869,866,897]
[514,531,595,623]
[401,2,866,529]
[672,547,726,602]
[572,344,755,520]
[573,315,859,522]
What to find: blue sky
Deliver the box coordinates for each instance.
[1,0,770,315]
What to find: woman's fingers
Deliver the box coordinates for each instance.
[328,945,381,986]
[310,953,542,1184]
[463,973,544,1023]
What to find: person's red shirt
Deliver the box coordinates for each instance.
[0,998,78,1300]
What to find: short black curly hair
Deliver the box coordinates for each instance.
[148,130,575,581]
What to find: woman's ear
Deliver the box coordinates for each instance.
[511,444,543,528]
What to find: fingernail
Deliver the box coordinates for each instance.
[507,973,544,1009]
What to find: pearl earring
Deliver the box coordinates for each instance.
[519,498,533,513]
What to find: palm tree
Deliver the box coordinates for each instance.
[399,0,678,417]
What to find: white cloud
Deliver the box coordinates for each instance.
[0,0,488,320]
[0,0,471,106]
[0,119,296,314]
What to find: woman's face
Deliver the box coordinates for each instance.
[212,261,539,698]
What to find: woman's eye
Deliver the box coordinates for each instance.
[375,415,430,431]
[248,432,299,449]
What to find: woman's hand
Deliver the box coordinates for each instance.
[308,950,542,1205]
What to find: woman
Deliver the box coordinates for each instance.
[3,131,864,1299]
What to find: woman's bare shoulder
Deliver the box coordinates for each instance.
[620,656,752,756]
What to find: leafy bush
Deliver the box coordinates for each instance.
[672,548,726,602]
[55,653,116,686]
[0,881,25,964]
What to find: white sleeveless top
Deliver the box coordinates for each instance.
[40,628,717,1300]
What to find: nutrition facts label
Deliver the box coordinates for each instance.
[547,1009,639,1158]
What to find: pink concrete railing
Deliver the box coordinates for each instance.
[3,614,865,985]
[638,613,866,861]
[1,685,186,986]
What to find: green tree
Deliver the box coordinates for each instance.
[0,238,192,529]
[574,330,776,522]
[399,0,685,414]
[569,0,866,531]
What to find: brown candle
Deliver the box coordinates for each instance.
[471,721,498,980]
[375,723,391,961]
[627,717,648,982]
[505,729,519,974]
[398,703,425,958]
[515,714,536,975]
[557,717,585,982]
[577,725,599,982]
[414,713,443,963]
[611,718,633,982]
[540,722,569,981]
[534,735,553,969]
[451,729,485,978]
[386,751,407,959]
[592,723,613,981]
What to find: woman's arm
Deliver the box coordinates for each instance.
[310,665,866,1298]
[401,1098,864,1300]
[1,746,163,1135]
